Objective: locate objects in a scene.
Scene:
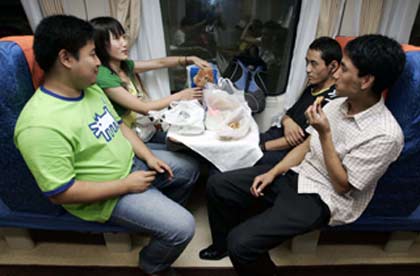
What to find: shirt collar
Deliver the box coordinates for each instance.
[339,97,385,130]
[311,84,336,96]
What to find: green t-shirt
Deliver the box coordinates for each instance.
[96,59,145,117]
[14,84,134,222]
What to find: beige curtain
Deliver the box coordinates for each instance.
[359,0,384,34]
[316,0,345,37]
[109,0,141,48]
[38,0,64,16]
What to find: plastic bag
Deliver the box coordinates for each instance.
[149,100,205,135]
[203,78,252,140]
[134,115,157,142]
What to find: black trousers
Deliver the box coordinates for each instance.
[206,165,330,276]
[257,127,289,166]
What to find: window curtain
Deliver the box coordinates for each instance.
[109,0,140,48]
[282,0,322,112]
[316,0,384,43]
[21,0,111,30]
[20,0,43,31]
[129,0,170,100]
[38,0,64,16]
[316,0,346,37]
[378,0,420,43]
[359,0,384,34]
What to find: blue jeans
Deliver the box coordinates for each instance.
[146,130,167,150]
[109,150,200,273]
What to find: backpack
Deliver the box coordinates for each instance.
[222,56,268,114]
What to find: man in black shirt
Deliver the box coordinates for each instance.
[258,37,342,165]
[199,37,342,262]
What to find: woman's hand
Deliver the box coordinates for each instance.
[175,87,203,101]
[188,56,211,69]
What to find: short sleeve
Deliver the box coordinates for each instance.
[126,59,135,73]
[343,136,402,191]
[15,127,76,197]
[96,65,123,89]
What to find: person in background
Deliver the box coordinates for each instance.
[258,36,342,165]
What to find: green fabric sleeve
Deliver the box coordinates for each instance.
[15,127,75,195]
[96,66,122,89]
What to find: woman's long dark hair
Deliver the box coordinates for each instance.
[90,16,130,75]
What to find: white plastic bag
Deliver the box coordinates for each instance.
[134,115,157,142]
[149,100,205,135]
[203,78,252,140]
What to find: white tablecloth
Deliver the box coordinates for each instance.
[167,120,263,172]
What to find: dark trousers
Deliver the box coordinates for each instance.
[206,165,330,276]
[257,126,289,166]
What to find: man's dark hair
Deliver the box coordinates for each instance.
[90,16,128,74]
[345,34,406,95]
[309,36,342,66]
[33,15,94,73]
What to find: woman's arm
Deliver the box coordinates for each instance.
[133,56,210,73]
[104,86,202,114]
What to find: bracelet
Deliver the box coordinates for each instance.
[259,142,266,152]
[184,56,188,66]
[178,57,183,66]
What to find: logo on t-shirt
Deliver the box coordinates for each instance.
[89,106,119,142]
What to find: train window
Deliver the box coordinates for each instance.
[160,0,301,95]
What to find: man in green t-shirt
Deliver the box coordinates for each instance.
[14,15,199,276]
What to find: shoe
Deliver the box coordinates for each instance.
[199,244,228,260]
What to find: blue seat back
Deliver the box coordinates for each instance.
[0,41,63,215]
[363,51,420,217]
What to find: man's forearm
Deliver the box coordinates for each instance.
[264,137,291,151]
[319,131,350,194]
[50,178,127,204]
[120,123,154,162]
[270,137,310,176]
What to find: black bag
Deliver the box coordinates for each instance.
[222,54,268,114]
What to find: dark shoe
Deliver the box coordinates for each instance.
[199,244,228,260]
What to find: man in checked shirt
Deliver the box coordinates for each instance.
[199,34,406,276]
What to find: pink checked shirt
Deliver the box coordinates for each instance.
[292,97,404,226]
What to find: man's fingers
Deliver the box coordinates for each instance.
[256,182,266,196]
[143,170,157,176]
[159,162,174,178]
[144,175,156,183]
[251,178,261,197]
[285,135,295,146]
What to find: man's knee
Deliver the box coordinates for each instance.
[172,154,200,185]
[227,226,254,263]
[206,173,230,200]
[167,211,196,246]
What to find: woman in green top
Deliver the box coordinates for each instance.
[91,16,210,146]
